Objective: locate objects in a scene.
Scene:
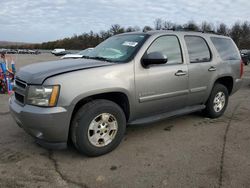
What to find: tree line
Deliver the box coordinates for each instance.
[8,19,250,50]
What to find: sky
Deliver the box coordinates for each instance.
[0,0,249,43]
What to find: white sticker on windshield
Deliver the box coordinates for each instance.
[122,41,138,47]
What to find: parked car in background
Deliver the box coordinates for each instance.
[0,48,7,53]
[61,48,94,59]
[51,48,67,56]
[0,49,40,54]
[0,48,16,54]
[17,49,40,54]
[17,49,29,54]
[240,49,250,65]
[28,49,40,55]
[6,49,18,54]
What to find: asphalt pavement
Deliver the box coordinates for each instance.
[0,54,249,188]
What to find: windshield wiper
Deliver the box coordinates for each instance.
[89,56,113,62]
[81,55,91,59]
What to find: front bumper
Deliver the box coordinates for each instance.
[9,95,70,149]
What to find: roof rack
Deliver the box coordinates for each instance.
[160,28,225,35]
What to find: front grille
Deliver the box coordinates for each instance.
[15,79,27,89]
[15,92,24,104]
[14,79,27,105]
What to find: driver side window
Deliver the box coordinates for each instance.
[147,35,183,65]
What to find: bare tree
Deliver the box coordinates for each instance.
[154,18,163,30]
[126,26,141,32]
[12,20,250,50]
[162,21,174,30]
[143,26,153,32]
[183,21,199,31]
[201,21,213,32]
[230,22,241,46]
[239,22,250,49]
[216,23,228,35]
[109,24,125,35]
[99,30,111,40]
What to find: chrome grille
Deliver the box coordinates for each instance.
[14,79,27,105]
[15,79,27,89]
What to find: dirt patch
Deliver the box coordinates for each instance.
[0,148,29,163]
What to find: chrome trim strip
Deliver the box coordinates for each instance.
[190,86,207,93]
[139,90,189,103]
[14,79,27,89]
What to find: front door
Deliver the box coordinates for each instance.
[135,35,188,118]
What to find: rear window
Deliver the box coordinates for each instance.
[210,37,240,61]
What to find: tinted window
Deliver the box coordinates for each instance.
[146,35,182,64]
[211,37,240,61]
[185,36,211,63]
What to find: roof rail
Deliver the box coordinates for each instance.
[148,28,228,36]
[174,28,225,35]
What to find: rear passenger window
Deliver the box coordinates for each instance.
[184,36,211,63]
[210,37,240,61]
[146,35,183,64]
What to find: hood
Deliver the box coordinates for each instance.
[16,58,114,84]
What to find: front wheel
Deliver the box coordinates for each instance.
[71,99,126,157]
[203,84,229,118]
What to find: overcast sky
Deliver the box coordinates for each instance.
[1,0,249,43]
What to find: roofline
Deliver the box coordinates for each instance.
[115,30,230,38]
[145,30,229,37]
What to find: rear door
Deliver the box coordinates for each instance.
[184,35,218,106]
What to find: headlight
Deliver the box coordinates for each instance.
[27,85,60,107]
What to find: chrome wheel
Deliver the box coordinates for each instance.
[213,92,225,113]
[88,113,118,147]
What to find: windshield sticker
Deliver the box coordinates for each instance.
[122,41,138,47]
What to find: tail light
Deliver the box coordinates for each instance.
[240,59,244,78]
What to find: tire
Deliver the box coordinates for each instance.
[203,84,229,118]
[71,99,126,157]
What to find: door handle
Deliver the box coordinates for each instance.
[208,66,216,72]
[175,70,187,76]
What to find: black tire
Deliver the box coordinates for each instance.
[71,99,126,157]
[203,83,229,118]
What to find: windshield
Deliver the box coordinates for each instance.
[87,34,148,62]
[78,48,93,55]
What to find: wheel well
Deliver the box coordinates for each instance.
[215,76,233,95]
[71,92,130,122]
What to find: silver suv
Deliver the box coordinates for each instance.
[9,31,243,156]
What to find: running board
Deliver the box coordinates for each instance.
[128,105,206,125]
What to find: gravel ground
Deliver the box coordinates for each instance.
[0,54,250,188]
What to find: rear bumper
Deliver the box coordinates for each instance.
[231,78,243,95]
[9,95,70,149]
[35,139,67,150]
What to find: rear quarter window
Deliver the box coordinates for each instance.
[210,37,240,61]
[184,36,211,63]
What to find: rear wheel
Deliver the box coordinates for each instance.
[203,84,229,118]
[71,99,126,157]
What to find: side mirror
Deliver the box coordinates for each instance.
[142,52,168,68]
